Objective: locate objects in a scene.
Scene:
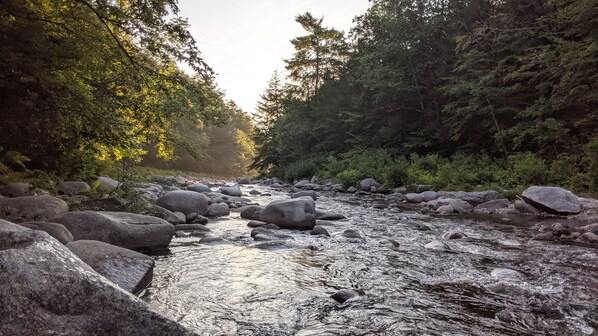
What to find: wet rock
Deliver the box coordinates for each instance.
[521,186,581,215]
[156,190,209,216]
[0,220,195,336]
[250,240,298,250]
[220,184,242,197]
[142,205,183,225]
[449,199,473,213]
[475,198,510,212]
[347,186,357,193]
[207,203,230,217]
[311,226,331,237]
[359,178,380,191]
[67,240,154,294]
[249,189,261,195]
[315,219,334,226]
[330,289,358,303]
[389,239,401,247]
[579,232,598,244]
[187,183,211,193]
[414,223,432,231]
[0,182,32,197]
[247,220,268,228]
[271,183,283,189]
[387,193,405,201]
[490,268,524,281]
[332,184,345,192]
[342,229,363,240]
[292,190,317,200]
[250,227,274,237]
[421,191,439,202]
[51,211,174,251]
[316,211,346,220]
[237,178,252,185]
[190,215,209,224]
[442,230,466,240]
[424,240,450,251]
[175,224,210,232]
[254,233,292,242]
[437,205,455,214]
[97,176,119,192]
[0,195,69,222]
[240,205,264,220]
[58,181,91,196]
[514,199,540,214]
[173,212,186,223]
[294,180,310,188]
[405,193,424,203]
[259,197,316,230]
[532,232,555,241]
[19,221,73,244]
[579,223,598,234]
[199,236,230,245]
[264,223,281,230]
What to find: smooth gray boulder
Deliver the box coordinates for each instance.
[220,185,242,197]
[294,180,310,188]
[259,197,316,230]
[67,240,154,294]
[420,191,439,202]
[207,203,230,217]
[0,220,196,336]
[19,221,73,244]
[187,183,211,193]
[292,190,317,200]
[156,190,209,216]
[97,176,119,192]
[405,193,424,203]
[0,182,32,197]
[521,186,581,215]
[58,181,91,195]
[240,205,264,220]
[51,211,174,251]
[359,178,380,191]
[311,226,331,236]
[143,204,184,224]
[0,195,69,222]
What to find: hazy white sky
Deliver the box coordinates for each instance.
[177,0,371,113]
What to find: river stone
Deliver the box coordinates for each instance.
[421,191,439,202]
[316,210,346,220]
[443,190,499,205]
[19,221,73,244]
[249,189,261,195]
[187,183,211,193]
[331,289,358,303]
[442,230,466,240]
[311,226,331,236]
[97,176,119,192]
[143,204,184,224]
[175,224,211,232]
[424,240,450,251]
[259,197,316,230]
[247,220,268,228]
[67,240,154,294]
[0,182,32,197]
[51,211,174,251]
[437,205,455,214]
[475,198,510,212]
[173,212,186,223]
[521,186,581,215]
[579,223,598,234]
[191,215,209,224]
[207,202,230,217]
[240,205,264,220]
[199,236,231,245]
[405,193,424,203]
[359,178,380,191]
[388,193,406,201]
[0,220,196,336]
[220,185,242,197]
[156,190,209,216]
[271,182,283,189]
[58,181,91,196]
[514,199,540,214]
[151,175,185,186]
[0,195,69,222]
[294,180,310,188]
[342,229,363,240]
[292,190,317,200]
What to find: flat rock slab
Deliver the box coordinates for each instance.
[67,240,154,294]
[51,211,174,251]
[0,220,195,336]
[521,186,581,215]
[0,195,69,222]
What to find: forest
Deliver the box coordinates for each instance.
[0,0,596,195]
[252,0,597,195]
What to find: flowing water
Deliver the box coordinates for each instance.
[142,185,598,336]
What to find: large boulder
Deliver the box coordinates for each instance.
[0,220,196,336]
[58,181,91,196]
[207,203,230,217]
[0,182,32,197]
[359,178,380,191]
[240,205,264,220]
[187,183,211,193]
[156,190,209,216]
[67,240,154,294]
[51,211,174,251]
[0,195,69,222]
[220,184,242,197]
[259,197,316,230]
[521,186,581,215]
[405,193,424,203]
[19,221,73,244]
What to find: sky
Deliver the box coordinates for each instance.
[177,0,371,113]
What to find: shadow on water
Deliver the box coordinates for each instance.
[141,187,598,336]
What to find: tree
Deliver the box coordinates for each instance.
[284,12,349,98]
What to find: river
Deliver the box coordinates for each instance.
[141,185,598,335]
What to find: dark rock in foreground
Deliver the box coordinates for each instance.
[0,220,196,336]
[67,240,154,294]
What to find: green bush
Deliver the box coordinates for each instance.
[335,169,362,188]
[503,152,548,187]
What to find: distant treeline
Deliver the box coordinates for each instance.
[252,0,597,194]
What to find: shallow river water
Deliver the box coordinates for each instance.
[142,185,598,336]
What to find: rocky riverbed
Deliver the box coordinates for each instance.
[1,176,597,335]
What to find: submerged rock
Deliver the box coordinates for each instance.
[330,289,359,303]
[0,220,195,336]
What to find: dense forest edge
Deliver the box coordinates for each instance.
[251,0,597,196]
[1,0,596,197]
